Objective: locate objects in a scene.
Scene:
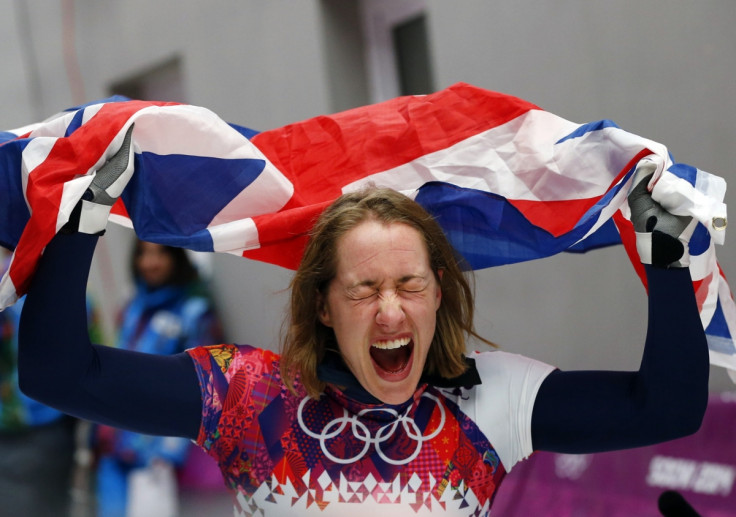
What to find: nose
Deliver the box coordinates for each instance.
[376,290,405,328]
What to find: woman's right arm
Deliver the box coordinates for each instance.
[18,232,203,440]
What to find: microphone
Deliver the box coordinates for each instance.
[658,490,701,517]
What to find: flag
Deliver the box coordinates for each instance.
[0,83,732,378]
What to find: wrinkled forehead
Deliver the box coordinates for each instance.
[333,220,433,280]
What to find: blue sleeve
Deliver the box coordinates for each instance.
[17,233,202,440]
[531,265,709,453]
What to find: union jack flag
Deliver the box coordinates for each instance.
[0,83,732,377]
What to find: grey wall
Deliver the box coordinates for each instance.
[2,0,734,390]
[425,0,736,388]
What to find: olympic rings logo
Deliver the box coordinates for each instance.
[297,392,446,465]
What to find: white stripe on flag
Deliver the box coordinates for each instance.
[208,218,260,254]
[27,110,78,139]
[127,105,264,159]
[80,103,106,126]
[0,267,19,309]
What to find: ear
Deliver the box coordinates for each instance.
[317,291,333,327]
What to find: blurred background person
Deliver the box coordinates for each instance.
[0,248,103,517]
[94,240,223,517]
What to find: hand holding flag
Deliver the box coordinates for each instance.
[628,158,699,268]
[61,124,135,236]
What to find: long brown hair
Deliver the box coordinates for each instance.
[280,187,493,398]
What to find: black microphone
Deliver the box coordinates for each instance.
[658,490,701,517]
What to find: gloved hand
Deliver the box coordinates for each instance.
[61,124,135,235]
[627,159,697,268]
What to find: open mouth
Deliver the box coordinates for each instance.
[370,337,413,375]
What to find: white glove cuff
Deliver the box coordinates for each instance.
[635,231,653,265]
[634,231,691,267]
[77,199,113,234]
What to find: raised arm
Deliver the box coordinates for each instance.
[531,264,708,452]
[531,160,709,453]
[16,126,202,439]
[18,232,203,439]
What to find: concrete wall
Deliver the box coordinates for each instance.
[424,0,736,388]
[1,0,734,390]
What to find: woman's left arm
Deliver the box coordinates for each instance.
[531,263,709,453]
[532,160,711,453]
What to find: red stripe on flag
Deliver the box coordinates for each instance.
[612,211,647,290]
[251,83,539,212]
[692,274,713,315]
[242,200,333,269]
[508,197,603,237]
[110,199,130,219]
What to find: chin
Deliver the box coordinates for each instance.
[373,377,421,405]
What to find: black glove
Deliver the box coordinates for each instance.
[62,124,135,235]
[627,159,697,268]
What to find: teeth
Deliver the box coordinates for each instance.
[371,337,410,350]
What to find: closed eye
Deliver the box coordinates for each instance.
[399,276,429,293]
[345,275,430,300]
[346,284,379,300]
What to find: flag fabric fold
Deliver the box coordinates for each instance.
[0,83,733,378]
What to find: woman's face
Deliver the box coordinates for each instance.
[318,220,442,404]
[135,241,175,288]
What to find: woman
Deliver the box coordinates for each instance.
[17,142,708,515]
